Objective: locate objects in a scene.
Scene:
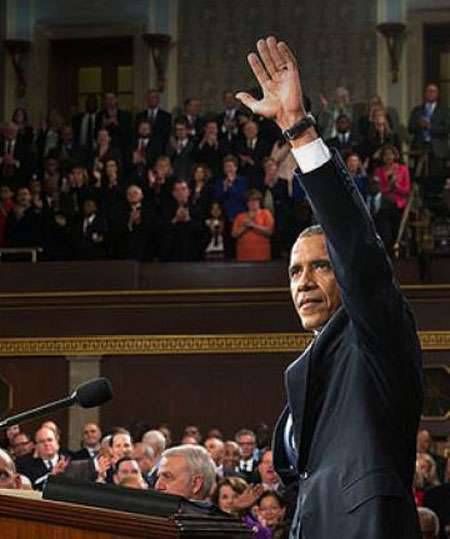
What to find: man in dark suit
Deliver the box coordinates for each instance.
[129,119,163,180]
[72,422,102,461]
[97,92,133,157]
[72,94,99,153]
[159,179,206,261]
[235,119,272,189]
[166,119,195,180]
[325,114,360,161]
[237,36,423,539]
[135,89,172,151]
[16,426,70,490]
[0,122,32,187]
[408,83,449,176]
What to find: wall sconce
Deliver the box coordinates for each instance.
[142,33,172,92]
[3,39,31,98]
[376,22,406,84]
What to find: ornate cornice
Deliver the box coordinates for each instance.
[0,331,448,357]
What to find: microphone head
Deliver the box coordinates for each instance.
[75,378,113,408]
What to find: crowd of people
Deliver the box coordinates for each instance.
[0,84,448,263]
[0,421,448,538]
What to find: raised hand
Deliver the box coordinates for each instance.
[236,36,305,130]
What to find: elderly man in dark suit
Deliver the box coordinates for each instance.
[237,37,423,539]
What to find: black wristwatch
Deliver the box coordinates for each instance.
[282,113,316,141]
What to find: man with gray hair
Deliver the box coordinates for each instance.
[0,448,22,489]
[142,429,166,487]
[155,444,216,501]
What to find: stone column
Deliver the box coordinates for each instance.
[66,356,102,451]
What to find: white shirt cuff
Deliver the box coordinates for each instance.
[291,138,331,174]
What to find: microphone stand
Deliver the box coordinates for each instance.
[0,392,77,431]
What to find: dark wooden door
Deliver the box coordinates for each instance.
[425,24,450,108]
[49,37,133,121]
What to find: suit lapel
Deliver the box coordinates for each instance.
[285,306,348,469]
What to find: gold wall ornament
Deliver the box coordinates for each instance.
[0,331,448,357]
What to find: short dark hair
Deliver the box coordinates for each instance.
[257,490,287,508]
[114,456,136,474]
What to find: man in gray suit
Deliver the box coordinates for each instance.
[408,83,449,176]
[237,36,423,539]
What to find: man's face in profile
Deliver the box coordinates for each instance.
[289,234,342,331]
[155,455,197,498]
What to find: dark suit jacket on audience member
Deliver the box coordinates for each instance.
[135,108,172,151]
[235,136,272,189]
[71,213,108,260]
[159,200,206,262]
[408,104,449,159]
[272,150,423,539]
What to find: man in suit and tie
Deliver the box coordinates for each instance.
[129,119,163,179]
[135,89,172,151]
[236,119,272,189]
[235,429,259,483]
[325,114,359,161]
[72,94,99,154]
[408,83,450,176]
[237,36,423,538]
[72,422,102,461]
[16,426,70,490]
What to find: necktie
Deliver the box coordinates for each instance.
[46,460,53,471]
[87,115,94,148]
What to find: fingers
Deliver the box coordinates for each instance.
[267,36,285,70]
[235,92,259,114]
[277,41,298,70]
[257,39,277,78]
[247,52,270,87]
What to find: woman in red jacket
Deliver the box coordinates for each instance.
[373,144,411,211]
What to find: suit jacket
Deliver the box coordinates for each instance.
[272,150,423,539]
[408,103,449,159]
[16,451,71,490]
[135,108,172,150]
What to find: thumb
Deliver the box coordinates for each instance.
[235,92,261,114]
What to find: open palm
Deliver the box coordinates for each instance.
[236,37,305,130]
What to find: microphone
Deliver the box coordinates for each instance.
[0,377,113,430]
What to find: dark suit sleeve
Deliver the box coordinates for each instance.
[295,149,417,356]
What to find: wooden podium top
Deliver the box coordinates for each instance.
[0,489,251,538]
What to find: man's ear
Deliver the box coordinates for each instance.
[191,474,204,497]
[14,473,22,489]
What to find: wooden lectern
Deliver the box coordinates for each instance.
[0,490,251,538]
